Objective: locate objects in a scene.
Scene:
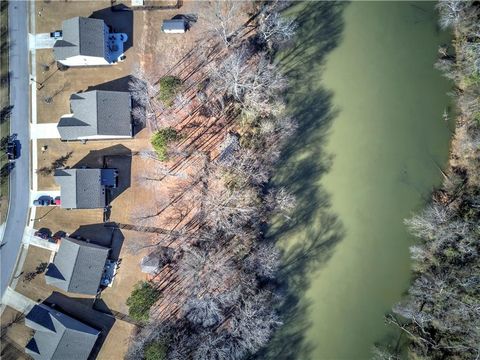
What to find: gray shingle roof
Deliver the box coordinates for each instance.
[57,90,132,140]
[25,304,99,360]
[53,17,106,61]
[45,237,110,295]
[54,168,107,209]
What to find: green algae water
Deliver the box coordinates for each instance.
[268,2,452,359]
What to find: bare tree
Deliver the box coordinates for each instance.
[184,297,224,327]
[404,202,451,240]
[258,12,297,47]
[203,0,244,46]
[244,242,281,279]
[436,0,469,30]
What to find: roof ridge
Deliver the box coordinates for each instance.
[50,318,68,359]
[95,90,100,133]
[67,238,82,292]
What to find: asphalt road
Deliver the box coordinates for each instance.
[0,1,30,298]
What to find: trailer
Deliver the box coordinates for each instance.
[162,19,187,34]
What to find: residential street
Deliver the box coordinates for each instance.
[0,1,30,298]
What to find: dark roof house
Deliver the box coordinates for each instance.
[45,237,110,295]
[25,303,99,360]
[54,168,117,209]
[57,90,132,141]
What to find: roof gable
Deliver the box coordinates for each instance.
[54,169,106,209]
[53,17,106,61]
[45,237,109,295]
[25,304,100,360]
[57,90,132,140]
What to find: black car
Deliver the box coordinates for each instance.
[6,141,17,161]
[50,30,62,39]
[34,230,50,240]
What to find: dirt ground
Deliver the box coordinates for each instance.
[96,317,136,360]
[0,306,32,360]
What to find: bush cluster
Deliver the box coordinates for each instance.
[151,128,179,161]
[157,76,182,107]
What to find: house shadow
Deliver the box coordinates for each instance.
[70,223,125,261]
[42,292,116,360]
[255,2,348,360]
[90,4,134,54]
[84,75,146,136]
[72,144,132,205]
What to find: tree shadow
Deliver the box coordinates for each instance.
[90,4,134,53]
[42,292,116,360]
[258,2,348,360]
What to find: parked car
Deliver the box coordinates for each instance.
[34,230,50,240]
[6,141,18,161]
[52,231,66,243]
[33,196,53,206]
[50,30,62,39]
[54,197,61,206]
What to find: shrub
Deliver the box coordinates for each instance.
[144,341,167,360]
[126,281,161,323]
[158,76,182,107]
[151,128,179,161]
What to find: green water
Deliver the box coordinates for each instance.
[270,2,452,359]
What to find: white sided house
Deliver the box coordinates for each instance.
[57,90,133,141]
[53,17,127,67]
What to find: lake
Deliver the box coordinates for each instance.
[268,2,452,359]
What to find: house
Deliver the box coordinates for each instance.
[53,16,127,66]
[162,19,187,34]
[54,168,118,209]
[45,237,110,295]
[25,303,99,360]
[58,90,132,141]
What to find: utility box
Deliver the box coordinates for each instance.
[162,19,187,34]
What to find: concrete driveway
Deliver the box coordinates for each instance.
[31,123,60,139]
[22,228,59,252]
[2,287,36,313]
[29,33,57,49]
